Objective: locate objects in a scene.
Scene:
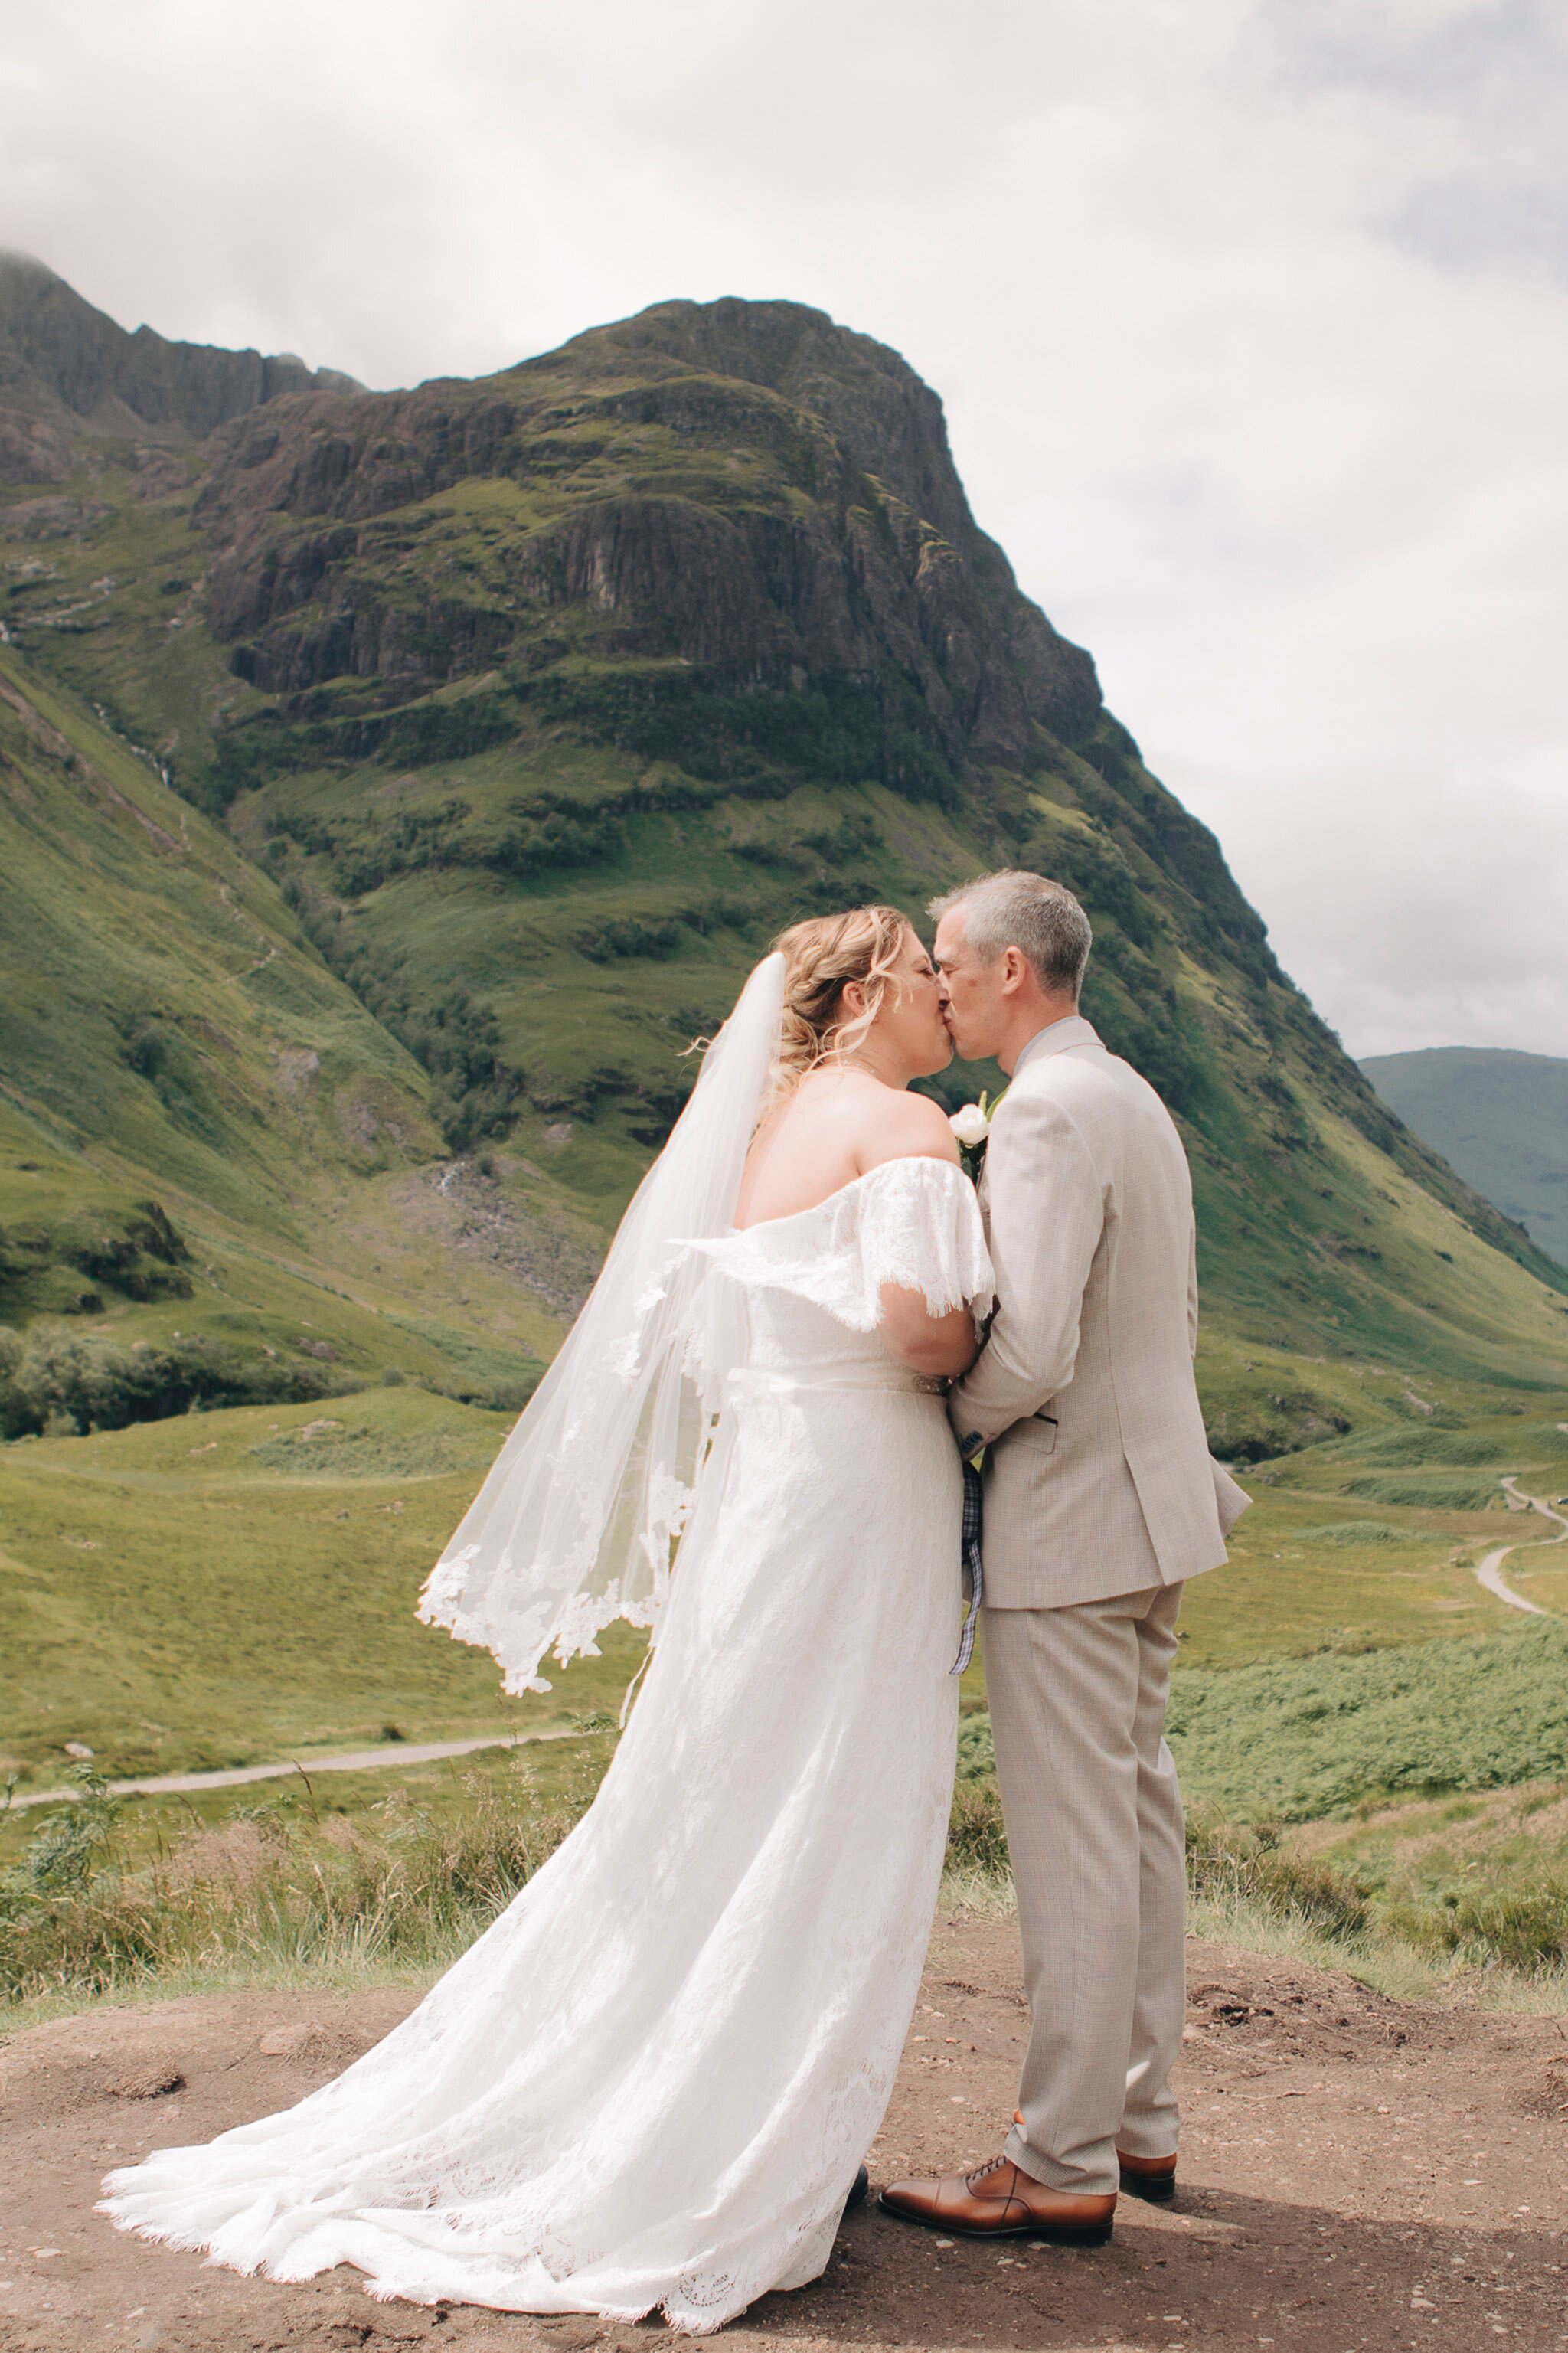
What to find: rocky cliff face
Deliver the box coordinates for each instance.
[0,252,361,479]
[191,298,1101,763]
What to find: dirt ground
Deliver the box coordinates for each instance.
[2,1917,1566,2353]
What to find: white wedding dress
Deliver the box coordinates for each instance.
[101,1154,993,2333]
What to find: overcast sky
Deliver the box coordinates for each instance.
[5,0,1563,1059]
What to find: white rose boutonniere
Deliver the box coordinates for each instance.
[949,1090,1003,1182]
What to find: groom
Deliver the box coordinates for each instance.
[880,870,1249,2248]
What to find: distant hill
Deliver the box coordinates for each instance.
[1361,1047,1568,1270]
[2,268,1566,1462]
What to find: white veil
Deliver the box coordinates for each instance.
[417,953,787,1694]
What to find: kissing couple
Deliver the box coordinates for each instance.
[103,869,1249,2332]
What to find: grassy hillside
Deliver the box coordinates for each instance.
[1363,1046,1568,1272]
[0,647,612,1437]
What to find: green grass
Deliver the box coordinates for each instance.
[0,1737,615,2009]
[961,1610,1568,1832]
[1338,1472,1505,1511]
[13,1739,1568,2026]
[0,651,592,1441]
[1165,1619,1568,1821]
[0,1386,647,1790]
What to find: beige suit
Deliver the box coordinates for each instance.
[948,1015,1248,2198]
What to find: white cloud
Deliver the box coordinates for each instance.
[2,0,1563,1058]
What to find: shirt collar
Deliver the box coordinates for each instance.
[1011,1011,1101,1078]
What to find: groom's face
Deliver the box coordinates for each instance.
[933,913,1004,1061]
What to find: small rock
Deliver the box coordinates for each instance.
[64,1741,94,1759]
[109,2065,184,2100]
[258,2022,329,2059]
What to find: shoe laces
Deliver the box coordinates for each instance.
[963,2156,1011,2194]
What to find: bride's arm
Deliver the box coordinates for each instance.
[858,1093,980,1375]
[879,1283,981,1377]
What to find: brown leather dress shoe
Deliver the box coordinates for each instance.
[879,2156,1115,2247]
[1116,2149,1177,2203]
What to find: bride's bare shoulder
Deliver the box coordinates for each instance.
[854,1080,959,1173]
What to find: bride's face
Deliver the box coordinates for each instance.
[847,928,953,1080]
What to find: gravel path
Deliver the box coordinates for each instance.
[2,1920,1566,2351]
[1475,1481,1568,1616]
[9,1734,569,1813]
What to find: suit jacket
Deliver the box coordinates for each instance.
[948,1015,1250,1609]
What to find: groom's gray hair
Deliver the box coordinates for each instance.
[928,870,1093,998]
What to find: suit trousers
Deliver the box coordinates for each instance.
[983,1582,1186,2198]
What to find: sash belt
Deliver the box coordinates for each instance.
[954,1448,984,1677]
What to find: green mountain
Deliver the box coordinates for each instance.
[2,262,1566,1465]
[1362,1047,1568,1272]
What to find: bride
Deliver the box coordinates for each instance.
[101,906,995,2335]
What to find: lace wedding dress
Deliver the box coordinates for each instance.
[101,1153,992,2334]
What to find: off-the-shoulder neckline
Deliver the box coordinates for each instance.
[731,1152,969,1238]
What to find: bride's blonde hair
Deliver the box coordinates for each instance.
[767,904,912,1104]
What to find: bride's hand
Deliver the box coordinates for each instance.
[877,1283,982,1378]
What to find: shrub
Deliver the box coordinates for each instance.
[1309,1521,1423,1547]
[575,913,685,962]
[50,1199,192,1302]
[946,1780,1011,1877]
[1168,1622,1568,1820]
[1339,1472,1501,1511]
[956,1713,997,1783]
[1384,1882,1568,1972]
[0,1323,362,1437]
[487,806,624,877]
[1346,1429,1504,1470]
[1185,1815,1369,1939]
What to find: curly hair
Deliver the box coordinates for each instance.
[766,904,913,1106]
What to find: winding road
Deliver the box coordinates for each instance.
[1473,1476,1568,1615]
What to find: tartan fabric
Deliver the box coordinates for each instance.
[952,1445,985,1676]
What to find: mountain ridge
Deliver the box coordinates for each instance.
[0,251,361,482]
